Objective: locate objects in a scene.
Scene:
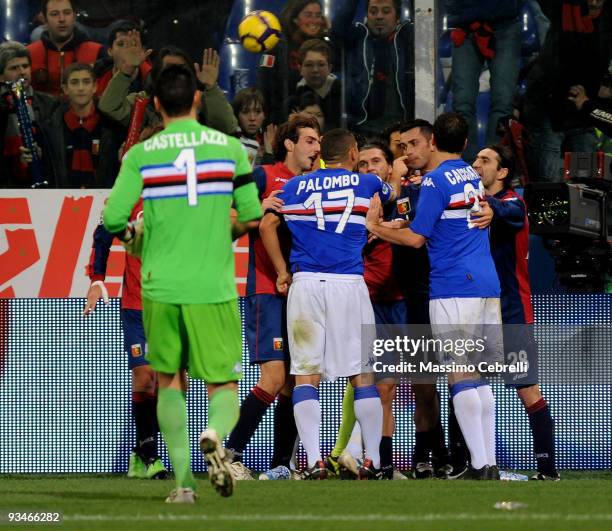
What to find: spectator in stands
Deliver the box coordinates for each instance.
[0,41,59,188]
[446,0,522,163]
[331,0,414,136]
[233,87,266,166]
[568,73,612,140]
[98,35,237,134]
[523,0,609,182]
[290,90,326,132]
[42,63,123,188]
[383,121,405,160]
[27,0,106,97]
[285,39,341,130]
[94,20,152,97]
[258,0,328,125]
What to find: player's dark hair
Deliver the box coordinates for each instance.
[147,46,198,96]
[150,46,195,87]
[382,121,404,143]
[400,118,433,139]
[321,128,356,163]
[360,139,393,165]
[273,114,320,162]
[293,90,324,112]
[42,0,75,16]
[154,64,197,117]
[433,112,468,154]
[61,62,95,85]
[232,87,266,118]
[298,38,332,65]
[107,19,141,48]
[486,144,515,188]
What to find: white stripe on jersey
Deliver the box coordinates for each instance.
[322,197,370,209]
[282,203,307,212]
[195,161,236,174]
[143,181,233,199]
[282,197,370,212]
[285,214,365,226]
[440,210,468,219]
[141,161,236,179]
[284,214,318,222]
[449,191,465,204]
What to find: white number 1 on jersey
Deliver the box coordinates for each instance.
[173,148,198,206]
[303,189,355,233]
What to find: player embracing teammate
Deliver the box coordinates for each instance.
[260,129,399,479]
[225,115,321,480]
[367,113,501,479]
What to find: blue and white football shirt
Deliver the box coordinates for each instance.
[410,159,500,299]
[279,168,392,275]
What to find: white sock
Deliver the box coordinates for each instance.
[476,383,496,466]
[451,385,487,469]
[353,385,382,469]
[292,385,321,468]
[346,423,363,459]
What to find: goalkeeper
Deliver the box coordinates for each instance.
[103,64,262,504]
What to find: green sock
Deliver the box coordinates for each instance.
[157,387,196,490]
[331,382,356,458]
[208,388,239,441]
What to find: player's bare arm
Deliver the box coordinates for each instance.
[82,282,108,315]
[232,220,260,240]
[387,159,403,200]
[259,212,292,294]
[366,193,426,248]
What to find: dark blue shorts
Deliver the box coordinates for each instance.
[122,308,149,370]
[245,294,289,365]
[404,293,430,325]
[372,300,408,382]
[504,323,539,387]
[373,300,408,326]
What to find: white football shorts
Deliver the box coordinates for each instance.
[287,272,375,380]
[429,297,503,366]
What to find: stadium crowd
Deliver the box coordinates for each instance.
[1,0,610,188]
[2,0,610,500]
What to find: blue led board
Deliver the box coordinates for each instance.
[0,295,610,472]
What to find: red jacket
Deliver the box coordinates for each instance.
[27,29,104,97]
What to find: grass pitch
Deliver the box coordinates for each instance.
[0,472,610,531]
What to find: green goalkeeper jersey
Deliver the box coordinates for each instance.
[103,118,262,304]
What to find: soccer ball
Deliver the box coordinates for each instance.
[238,10,282,53]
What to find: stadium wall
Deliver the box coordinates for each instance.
[0,191,610,472]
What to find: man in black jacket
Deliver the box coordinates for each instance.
[568,80,612,137]
[523,0,609,181]
[43,62,123,188]
[0,41,58,188]
[331,0,414,135]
